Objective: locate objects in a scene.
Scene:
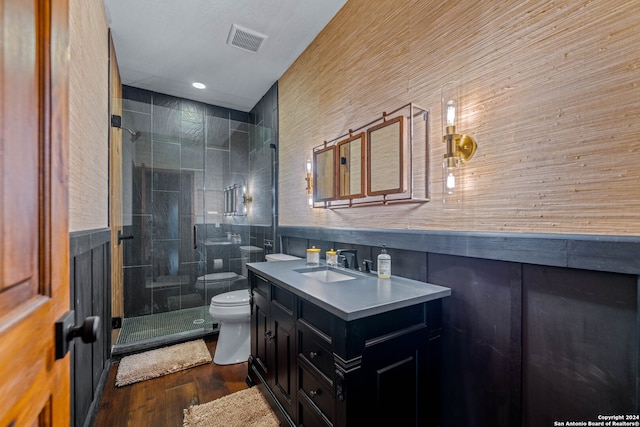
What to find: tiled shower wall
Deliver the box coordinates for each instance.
[120,86,261,317]
[248,82,278,251]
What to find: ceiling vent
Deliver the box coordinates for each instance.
[227,24,267,53]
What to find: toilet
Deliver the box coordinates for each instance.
[205,245,264,365]
[209,289,251,365]
[239,245,265,275]
[265,253,301,262]
[195,246,265,299]
[195,271,245,299]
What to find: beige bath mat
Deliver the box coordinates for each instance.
[183,387,279,427]
[115,339,212,387]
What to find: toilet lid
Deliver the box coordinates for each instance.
[265,253,301,261]
[211,289,250,306]
[196,272,238,283]
[239,245,263,253]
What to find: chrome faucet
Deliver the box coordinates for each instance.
[336,249,359,271]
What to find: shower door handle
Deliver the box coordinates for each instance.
[117,230,134,245]
[193,225,197,249]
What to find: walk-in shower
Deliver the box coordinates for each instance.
[112,85,277,355]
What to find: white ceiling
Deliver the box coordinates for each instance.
[103,0,347,112]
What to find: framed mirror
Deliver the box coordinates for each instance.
[366,116,405,196]
[313,146,336,202]
[337,133,365,199]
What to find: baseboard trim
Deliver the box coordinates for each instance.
[82,358,113,427]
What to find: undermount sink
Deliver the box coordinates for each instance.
[295,267,358,283]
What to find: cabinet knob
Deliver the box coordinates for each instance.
[309,389,319,398]
[309,351,318,360]
[265,331,275,343]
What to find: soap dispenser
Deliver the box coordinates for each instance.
[377,245,391,279]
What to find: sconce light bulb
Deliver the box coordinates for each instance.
[446,171,456,190]
[306,159,312,173]
[308,195,314,208]
[446,100,456,128]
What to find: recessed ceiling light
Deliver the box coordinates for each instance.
[192,82,206,89]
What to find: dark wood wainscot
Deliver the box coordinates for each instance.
[247,270,445,427]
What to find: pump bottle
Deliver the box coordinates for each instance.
[377,245,391,279]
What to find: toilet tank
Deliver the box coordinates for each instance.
[265,253,301,262]
[239,246,264,277]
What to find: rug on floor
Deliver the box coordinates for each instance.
[183,387,279,427]
[115,339,212,387]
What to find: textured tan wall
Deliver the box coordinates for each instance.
[69,0,109,231]
[279,0,640,235]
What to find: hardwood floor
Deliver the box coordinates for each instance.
[93,339,249,427]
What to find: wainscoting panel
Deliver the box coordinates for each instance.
[278,226,639,426]
[428,253,522,427]
[72,250,92,426]
[522,265,638,426]
[70,228,111,427]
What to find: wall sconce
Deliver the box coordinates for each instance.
[442,82,477,206]
[242,185,252,214]
[305,158,313,208]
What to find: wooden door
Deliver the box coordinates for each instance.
[109,32,124,344]
[0,0,70,425]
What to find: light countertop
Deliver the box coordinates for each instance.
[247,259,451,321]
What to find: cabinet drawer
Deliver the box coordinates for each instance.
[253,274,269,298]
[298,396,332,427]
[299,299,332,337]
[271,283,295,313]
[298,367,335,425]
[298,327,334,382]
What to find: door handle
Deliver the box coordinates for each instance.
[193,225,197,249]
[55,311,100,360]
[117,230,134,244]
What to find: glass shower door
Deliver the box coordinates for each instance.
[116,91,214,350]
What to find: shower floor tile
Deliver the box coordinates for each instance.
[116,306,216,345]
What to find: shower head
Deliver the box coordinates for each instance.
[122,127,141,142]
[110,115,140,142]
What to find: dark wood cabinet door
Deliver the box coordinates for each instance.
[357,326,431,427]
[251,291,270,379]
[271,303,297,422]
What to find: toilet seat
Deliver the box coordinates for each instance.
[196,272,238,284]
[210,289,250,307]
[195,272,246,298]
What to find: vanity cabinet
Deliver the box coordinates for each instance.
[248,271,444,427]
[249,273,298,423]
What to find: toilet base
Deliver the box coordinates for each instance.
[213,319,250,365]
